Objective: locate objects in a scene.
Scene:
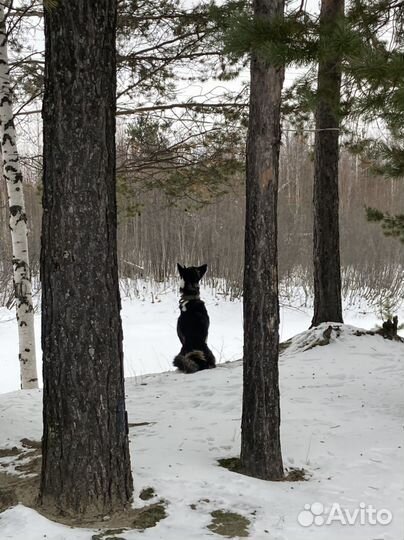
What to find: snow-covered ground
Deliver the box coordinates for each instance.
[0,323,403,539]
[1,284,403,538]
[0,282,399,394]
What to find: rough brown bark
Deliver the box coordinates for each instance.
[240,0,284,480]
[40,0,133,518]
[312,0,344,327]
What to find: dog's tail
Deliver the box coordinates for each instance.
[173,350,215,374]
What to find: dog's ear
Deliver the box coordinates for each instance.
[198,264,207,278]
[177,263,185,277]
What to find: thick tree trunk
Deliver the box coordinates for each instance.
[312,0,344,327]
[40,0,133,518]
[240,0,284,480]
[0,6,38,390]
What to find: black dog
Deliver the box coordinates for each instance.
[173,263,216,373]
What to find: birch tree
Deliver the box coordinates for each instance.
[0,4,38,390]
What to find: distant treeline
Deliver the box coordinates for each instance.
[1,133,403,306]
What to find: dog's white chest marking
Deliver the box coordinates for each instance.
[180,300,188,312]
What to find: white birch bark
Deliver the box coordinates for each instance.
[0,5,38,389]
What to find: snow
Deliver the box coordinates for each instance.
[0,282,399,394]
[0,308,403,539]
[1,285,403,538]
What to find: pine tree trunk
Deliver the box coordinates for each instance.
[0,6,38,390]
[312,0,344,327]
[240,0,284,480]
[40,0,133,518]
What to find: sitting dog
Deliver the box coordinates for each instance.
[173,263,216,373]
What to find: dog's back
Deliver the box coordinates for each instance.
[173,264,216,373]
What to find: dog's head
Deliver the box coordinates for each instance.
[177,263,207,296]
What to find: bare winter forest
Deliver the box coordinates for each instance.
[1,0,404,536]
[1,131,403,305]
